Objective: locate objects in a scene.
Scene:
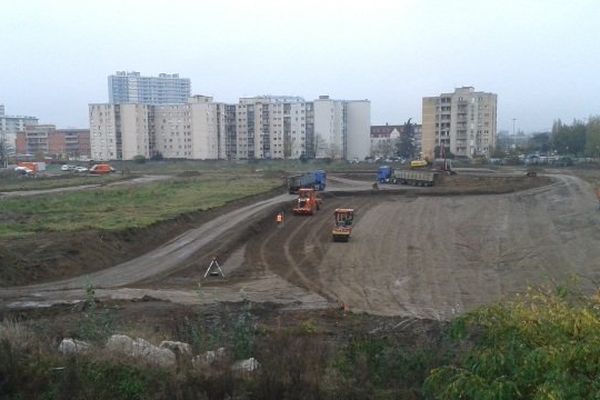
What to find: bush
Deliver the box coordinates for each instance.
[424,286,600,399]
[133,155,146,164]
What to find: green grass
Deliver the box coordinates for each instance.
[0,175,282,238]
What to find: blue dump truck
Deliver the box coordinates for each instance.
[288,170,327,193]
[377,165,394,183]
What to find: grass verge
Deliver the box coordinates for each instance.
[0,175,282,238]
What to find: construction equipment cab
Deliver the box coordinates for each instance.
[410,159,428,169]
[377,165,393,183]
[293,188,321,215]
[332,208,354,242]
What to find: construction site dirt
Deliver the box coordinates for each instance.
[2,171,600,322]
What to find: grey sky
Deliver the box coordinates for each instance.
[1,0,598,132]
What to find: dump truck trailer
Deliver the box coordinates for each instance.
[392,170,437,186]
[287,170,327,193]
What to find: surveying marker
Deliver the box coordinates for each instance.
[203,256,225,279]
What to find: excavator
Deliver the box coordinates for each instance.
[293,188,322,215]
[332,208,354,242]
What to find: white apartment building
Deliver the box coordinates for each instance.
[313,96,345,159]
[108,71,191,104]
[0,105,38,157]
[90,97,234,161]
[313,96,371,160]
[422,87,497,159]
[236,96,307,160]
[89,103,151,160]
[189,96,228,160]
[345,100,371,161]
[89,95,370,161]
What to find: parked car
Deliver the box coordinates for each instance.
[61,164,77,171]
[14,166,34,176]
[89,164,115,174]
[74,166,89,173]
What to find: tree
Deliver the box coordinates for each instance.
[396,118,416,159]
[552,119,586,155]
[0,132,9,168]
[327,142,341,160]
[585,115,600,158]
[490,147,507,159]
[527,132,551,153]
[313,133,325,159]
[434,145,455,159]
[373,140,395,158]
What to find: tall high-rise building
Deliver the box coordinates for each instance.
[422,87,497,159]
[108,71,191,104]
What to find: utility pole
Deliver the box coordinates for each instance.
[512,118,517,149]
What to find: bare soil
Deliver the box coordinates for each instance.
[2,171,598,323]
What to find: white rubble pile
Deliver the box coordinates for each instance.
[58,338,91,354]
[106,334,175,367]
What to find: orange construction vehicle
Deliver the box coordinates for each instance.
[293,188,322,215]
[332,208,354,242]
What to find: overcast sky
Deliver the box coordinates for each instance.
[1,0,598,132]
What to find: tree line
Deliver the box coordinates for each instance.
[526,116,600,157]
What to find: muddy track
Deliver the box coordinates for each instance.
[0,174,171,198]
[246,174,600,318]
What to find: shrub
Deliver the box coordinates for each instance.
[77,282,114,342]
[424,286,600,399]
[133,155,146,164]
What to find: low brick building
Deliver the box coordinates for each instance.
[16,125,91,159]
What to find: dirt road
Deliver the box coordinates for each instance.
[0,193,295,293]
[2,172,598,320]
[0,174,170,198]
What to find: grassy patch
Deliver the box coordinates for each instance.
[0,175,282,238]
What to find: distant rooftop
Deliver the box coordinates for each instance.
[112,71,183,79]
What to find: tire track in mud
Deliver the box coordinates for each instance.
[251,174,600,319]
[248,196,374,303]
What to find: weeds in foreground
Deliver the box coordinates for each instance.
[77,281,114,342]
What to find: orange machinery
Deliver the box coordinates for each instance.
[292,188,322,215]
